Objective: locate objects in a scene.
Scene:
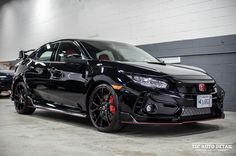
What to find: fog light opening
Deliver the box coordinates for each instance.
[145,104,158,113]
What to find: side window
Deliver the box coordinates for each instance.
[57,42,84,62]
[96,50,115,61]
[38,51,53,61]
[36,43,58,61]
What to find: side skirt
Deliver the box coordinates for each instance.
[31,100,87,118]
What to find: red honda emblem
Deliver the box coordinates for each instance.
[199,83,206,92]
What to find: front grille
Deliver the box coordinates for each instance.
[181,107,211,116]
[177,83,215,94]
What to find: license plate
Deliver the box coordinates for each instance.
[197,95,212,108]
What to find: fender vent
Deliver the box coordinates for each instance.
[134,93,146,115]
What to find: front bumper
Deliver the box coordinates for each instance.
[120,109,225,124]
[119,87,225,124]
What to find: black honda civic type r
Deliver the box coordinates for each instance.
[11,39,225,132]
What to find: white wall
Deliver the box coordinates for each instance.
[0,0,236,61]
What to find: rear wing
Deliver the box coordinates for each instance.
[18,49,35,59]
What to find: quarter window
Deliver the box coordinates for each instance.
[36,43,58,61]
[38,51,53,61]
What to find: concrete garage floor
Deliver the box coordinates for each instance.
[0,97,235,156]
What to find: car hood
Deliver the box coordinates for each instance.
[122,62,204,75]
[121,62,214,82]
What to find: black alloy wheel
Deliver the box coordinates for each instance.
[89,84,123,132]
[14,82,36,114]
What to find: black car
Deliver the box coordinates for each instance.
[0,69,13,94]
[11,39,225,132]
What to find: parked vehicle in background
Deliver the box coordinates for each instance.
[0,68,14,95]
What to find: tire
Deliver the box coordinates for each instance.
[13,82,36,114]
[88,84,123,132]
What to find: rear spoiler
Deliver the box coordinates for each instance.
[18,49,35,59]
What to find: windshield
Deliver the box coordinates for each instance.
[80,40,159,62]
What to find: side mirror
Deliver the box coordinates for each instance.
[18,50,26,59]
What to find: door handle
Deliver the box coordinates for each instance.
[50,67,63,79]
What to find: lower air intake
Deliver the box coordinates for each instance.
[181,107,211,116]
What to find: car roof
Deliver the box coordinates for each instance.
[52,38,128,45]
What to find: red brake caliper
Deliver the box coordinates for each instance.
[108,96,116,114]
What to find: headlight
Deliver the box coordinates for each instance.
[127,75,168,89]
